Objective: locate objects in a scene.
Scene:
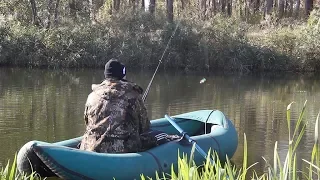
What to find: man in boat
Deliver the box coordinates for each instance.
[79,58,158,153]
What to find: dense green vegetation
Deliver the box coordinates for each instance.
[0,0,320,72]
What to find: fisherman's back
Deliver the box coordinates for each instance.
[79,78,149,153]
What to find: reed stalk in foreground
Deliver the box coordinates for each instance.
[0,154,41,180]
[141,101,320,180]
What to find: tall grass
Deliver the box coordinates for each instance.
[0,154,41,180]
[141,101,320,179]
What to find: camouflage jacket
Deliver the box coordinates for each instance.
[79,78,157,153]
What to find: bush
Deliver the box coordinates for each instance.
[0,9,320,73]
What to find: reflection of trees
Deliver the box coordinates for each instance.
[0,68,320,173]
[0,67,100,165]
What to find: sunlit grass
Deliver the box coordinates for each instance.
[0,154,41,180]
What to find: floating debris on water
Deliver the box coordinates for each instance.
[200,78,206,84]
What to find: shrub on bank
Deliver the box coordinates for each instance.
[0,9,320,72]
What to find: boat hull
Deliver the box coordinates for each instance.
[17,110,238,180]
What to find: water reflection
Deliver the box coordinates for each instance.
[0,67,319,176]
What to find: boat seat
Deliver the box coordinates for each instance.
[141,130,181,145]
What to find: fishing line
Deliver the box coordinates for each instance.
[142,20,181,102]
[141,16,223,172]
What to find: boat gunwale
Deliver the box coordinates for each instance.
[42,119,233,156]
[17,110,238,179]
[52,109,231,148]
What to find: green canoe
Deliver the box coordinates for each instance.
[17,109,238,180]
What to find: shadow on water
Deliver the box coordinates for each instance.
[0,67,319,177]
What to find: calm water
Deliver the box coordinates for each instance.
[0,67,319,176]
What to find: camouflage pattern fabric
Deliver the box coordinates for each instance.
[79,78,158,153]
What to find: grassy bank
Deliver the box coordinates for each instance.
[1,102,319,179]
[0,9,320,73]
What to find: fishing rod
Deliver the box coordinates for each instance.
[142,21,181,102]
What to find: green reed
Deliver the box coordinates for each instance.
[141,101,320,180]
[0,154,41,180]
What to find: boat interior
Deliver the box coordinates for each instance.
[58,117,221,150]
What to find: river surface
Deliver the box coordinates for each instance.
[0,67,319,177]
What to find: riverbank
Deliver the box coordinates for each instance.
[0,10,320,73]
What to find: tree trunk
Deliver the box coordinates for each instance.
[274,0,278,8]
[166,0,173,22]
[150,0,156,13]
[212,0,216,14]
[265,0,273,15]
[69,0,77,20]
[305,0,313,16]
[144,0,155,13]
[29,0,39,25]
[200,0,207,18]
[144,0,149,11]
[278,0,284,18]
[294,0,300,17]
[89,0,95,23]
[141,0,145,9]
[227,0,232,15]
[54,0,60,26]
[254,0,260,12]
[221,0,226,12]
[181,0,185,9]
[208,0,214,16]
[45,0,54,28]
[289,0,293,15]
[244,0,249,19]
[113,0,120,11]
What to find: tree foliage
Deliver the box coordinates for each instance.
[0,0,320,72]
[0,0,318,27]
